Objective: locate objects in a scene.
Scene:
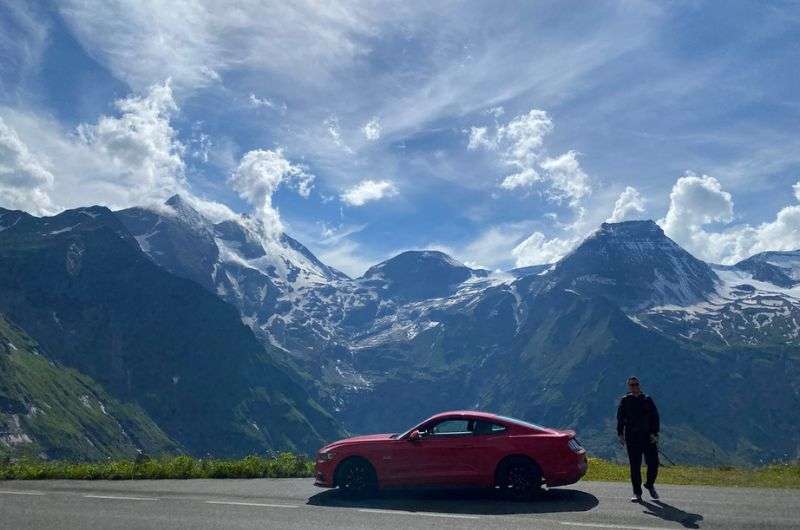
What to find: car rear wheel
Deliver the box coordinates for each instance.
[335,458,377,498]
[498,458,542,501]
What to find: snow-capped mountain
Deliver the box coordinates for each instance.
[543,221,719,311]
[111,198,800,464]
[117,195,350,362]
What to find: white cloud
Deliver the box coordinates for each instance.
[362,117,381,141]
[486,106,504,118]
[467,126,496,151]
[229,148,314,238]
[511,231,579,267]
[0,81,188,214]
[659,173,733,255]
[76,81,186,200]
[659,174,800,264]
[248,94,286,113]
[501,109,553,168]
[468,108,591,209]
[459,226,528,270]
[56,0,384,90]
[324,115,352,152]
[500,167,540,190]
[538,151,591,207]
[0,116,55,214]
[607,186,646,222]
[340,179,398,206]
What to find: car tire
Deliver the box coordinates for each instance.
[498,458,542,501]
[335,458,378,498]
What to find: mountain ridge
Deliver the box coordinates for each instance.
[3,199,799,464]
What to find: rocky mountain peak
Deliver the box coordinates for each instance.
[361,250,478,302]
[550,220,718,310]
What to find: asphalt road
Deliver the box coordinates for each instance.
[0,478,797,530]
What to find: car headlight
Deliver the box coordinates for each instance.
[317,450,334,461]
[568,438,584,453]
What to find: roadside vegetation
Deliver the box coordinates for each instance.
[585,457,800,488]
[1,454,798,487]
[0,453,313,480]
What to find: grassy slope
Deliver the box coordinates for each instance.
[0,315,179,460]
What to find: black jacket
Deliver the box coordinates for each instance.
[616,393,660,442]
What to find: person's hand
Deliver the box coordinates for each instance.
[650,433,659,445]
[618,435,625,447]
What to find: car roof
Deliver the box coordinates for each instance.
[422,410,559,434]
[426,410,506,422]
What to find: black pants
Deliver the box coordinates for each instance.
[626,439,659,495]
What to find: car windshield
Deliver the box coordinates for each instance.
[495,415,547,431]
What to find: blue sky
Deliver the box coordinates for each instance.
[1,1,799,276]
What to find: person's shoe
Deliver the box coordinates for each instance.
[645,484,659,499]
[630,494,642,502]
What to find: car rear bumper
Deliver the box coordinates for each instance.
[546,453,588,487]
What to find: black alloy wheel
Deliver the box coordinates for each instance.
[502,461,542,501]
[336,459,377,498]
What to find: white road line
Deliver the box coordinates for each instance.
[84,494,158,501]
[205,501,299,509]
[357,508,480,520]
[0,490,46,496]
[560,522,669,530]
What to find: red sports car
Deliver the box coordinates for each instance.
[314,410,588,498]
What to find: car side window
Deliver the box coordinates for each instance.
[473,420,507,435]
[429,419,471,436]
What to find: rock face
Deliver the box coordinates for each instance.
[545,221,719,310]
[0,205,345,458]
[3,199,799,464]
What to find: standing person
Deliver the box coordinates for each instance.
[617,376,660,502]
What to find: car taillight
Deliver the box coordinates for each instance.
[567,438,584,453]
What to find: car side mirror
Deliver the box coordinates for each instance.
[408,429,421,442]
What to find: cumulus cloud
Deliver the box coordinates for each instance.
[659,173,734,256]
[229,148,314,238]
[0,81,187,213]
[467,126,496,151]
[511,231,579,267]
[659,174,800,264]
[76,81,186,201]
[607,186,646,222]
[340,179,398,206]
[500,167,541,191]
[362,117,381,141]
[467,108,591,209]
[0,117,55,214]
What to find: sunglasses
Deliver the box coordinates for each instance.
[628,382,640,387]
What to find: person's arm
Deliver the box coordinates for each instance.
[649,397,660,434]
[617,398,625,444]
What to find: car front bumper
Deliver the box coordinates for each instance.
[313,458,336,488]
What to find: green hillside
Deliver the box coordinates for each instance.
[0,315,178,460]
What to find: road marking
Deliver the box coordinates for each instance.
[357,508,479,520]
[560,522,668,530]
[205,501,298,509]
[0,490,46,496]
[84,494,158,501]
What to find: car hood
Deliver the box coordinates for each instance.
[320,433,395,451]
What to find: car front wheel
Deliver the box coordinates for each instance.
[336,458,377,498]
